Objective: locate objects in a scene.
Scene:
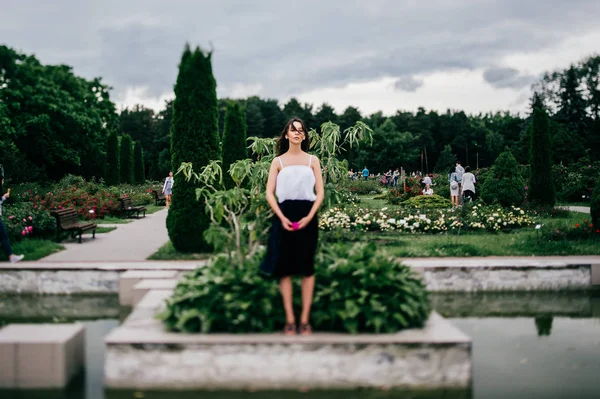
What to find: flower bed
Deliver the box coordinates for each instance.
[319,204,535,233]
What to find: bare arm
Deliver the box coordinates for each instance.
[265,158,293,231]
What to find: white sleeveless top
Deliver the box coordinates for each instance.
[275,155,317,203]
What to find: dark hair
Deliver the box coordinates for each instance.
[465,166,471,173]
[276,118,310,156]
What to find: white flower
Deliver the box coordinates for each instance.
[388,218,396,224]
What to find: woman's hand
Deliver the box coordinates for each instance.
[295,215,313,230]
[279,215,294,231]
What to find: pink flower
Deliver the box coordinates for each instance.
[21,230,26,236]
[28,226,33,233]
[9,215,14,220]
[23,218,27,222]
[28,216,33,220]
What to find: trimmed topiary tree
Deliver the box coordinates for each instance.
[167,45,221,252]
[133,141,145,184]
[480,149,525,207]
[528,107,555,206]
[119,134,134,184]
[105,130,120,186]
[591,175,600,229]
[221,102,248,189]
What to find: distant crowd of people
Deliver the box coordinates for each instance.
[347,161,476,206]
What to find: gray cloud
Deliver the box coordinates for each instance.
[1,0,599,108]
[483,67,536,89]
[394,76,424,92]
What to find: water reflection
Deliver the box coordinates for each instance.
[0,292,599,399]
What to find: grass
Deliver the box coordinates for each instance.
[95,226,116,234]
[94,204,165,224]
[1,238,63,261]
[147,241,212,261]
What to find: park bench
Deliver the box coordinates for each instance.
[50,208,97,243]
[152,189,166,206]
[119,195,146,219]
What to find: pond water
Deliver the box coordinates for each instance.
[1,292,599,399]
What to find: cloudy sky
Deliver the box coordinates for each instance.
[2,0,599,116]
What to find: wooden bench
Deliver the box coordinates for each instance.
[152,189,166,206]
[50,208,97,243]
[119,195,146,219]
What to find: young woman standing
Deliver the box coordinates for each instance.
[162,171,174,208]
[263,118,325,336]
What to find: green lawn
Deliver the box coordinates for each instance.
[1,239,63,261]
[324,211,599,257]
[95,204,165,224]
[147,241,211,261]
[95,226,116,234]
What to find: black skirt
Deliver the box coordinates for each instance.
[260,200,318,278]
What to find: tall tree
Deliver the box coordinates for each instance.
[314,103,338,130]
[167,44,220,252]
[119,134,134,184]
[133,141,145,184]
[259,98,286,138]
[221,102,248,189]
[245,97,266,138]
[528,108,555,206]
[434,145,456,173]
[105,130,120,186]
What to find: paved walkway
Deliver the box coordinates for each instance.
[567,206,591,214]
[42,209,170,261]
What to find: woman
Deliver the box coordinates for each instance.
[422,183,434,196]
[262,118,324,336]
[0,182,24,263]
[162,171,174,208]
[461,166,477,203]
[448,167,460,207]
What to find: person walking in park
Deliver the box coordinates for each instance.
[261,118,325,336]
[461,166,477,203]
[162,171,174,209]
[0,181,24,263]
[392,168,400,187]
[362,166,369,181]
[455,161,465,204]
[448,166,460,207]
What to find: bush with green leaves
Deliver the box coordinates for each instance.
[399,194,452,209]
[158,242,430,333]
[2,202,56,242]
[340,178,383,195]
[480,150,525,207]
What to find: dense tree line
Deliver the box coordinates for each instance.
[1,43,598,184]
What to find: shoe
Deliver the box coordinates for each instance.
[10,254,24,263]
[283,322,296,336]
[299,323,312,336]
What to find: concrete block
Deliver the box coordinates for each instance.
[119,270,178,306]
[131,279,178,306]
[0,324,85,388]
[591,264,600,286]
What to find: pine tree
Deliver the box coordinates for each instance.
[434,144,456,173]
[528,107,555,206]
[119,134,134,184]
[221,102,248,189]
[591,176,600,230]
[480,149,525,207]
[105,130,120,186]
[167,45,220,252]
[133,141,145,184]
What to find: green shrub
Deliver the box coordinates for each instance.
[342,179,383,195]
[105,130,120,186]
[133,141,145,184]
[2,202,55,242]
[158,242,430,333]
[5,182,49,203]
[399,194,452,209]
[480,150,525,207]
[119,134,134,185]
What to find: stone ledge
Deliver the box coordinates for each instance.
[0,324,85,388]
[105,309,471,390]
[0,260,205,271]
[120,270,178,306]
[131,279,178,306]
